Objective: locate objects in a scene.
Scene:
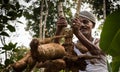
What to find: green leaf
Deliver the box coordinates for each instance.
[111,56,120,72]
[3,45,9,50]
[100,9,120,56]
[0,0,2,4]
[25,0,31,3]
[5,59,14,66]
[109,29,120,56]
[0,51,5,54]
[1,3,11,10]
[2,16,8,23]
[3,45,11,50]
[3,0,9,4]
[10,4,16,10]
[12,48,19,52]
[7,24,15,32]
[17,20,23,24]
[2,42,17,50]
[17,10,23,17]
[7,11,17,16]
[0,31,9,37]
[59,0,65,2]
[0,24,4,31]
[8,42,17,49]
[16,2,20,9]
[107,61,112,72]
[100,9,120,72]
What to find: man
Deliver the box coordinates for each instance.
[56,11,108,72]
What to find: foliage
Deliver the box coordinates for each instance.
[0,0,25,71]
[0,0,23,35]
[23,0,120,37]
[0,0,23,51]
[100,9,120,72]
[83,0,120,19]
[0,45,29,71]
[23,0,74,37]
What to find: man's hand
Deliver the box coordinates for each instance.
[54,16,67,43]
[71,18,81,34]
[71,18,81,30]
[57,16,67,27]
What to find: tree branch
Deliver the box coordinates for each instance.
[43,0,48,39]
[39,0,44,39]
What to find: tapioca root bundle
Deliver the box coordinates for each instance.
[30,39,66,61]
[11,52,36,72]
[7,38,99,72]
[10,38,66,72]
[37,59,66,72]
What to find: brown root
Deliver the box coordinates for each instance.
[11,52,31,72]
[32,43,66,61]
[37,59,66,72]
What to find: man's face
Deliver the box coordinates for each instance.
[79,17,94,36]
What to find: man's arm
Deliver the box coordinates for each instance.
[72,18,104,55]
[54,16,67,43]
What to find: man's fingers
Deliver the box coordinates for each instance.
[57,20,66,24]
[72,18,80,25]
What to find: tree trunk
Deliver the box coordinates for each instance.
[103,0,106,20]
[58,1,64,17]
[43,0,48,39]
[39,0,44,39]
[75,0,82,18]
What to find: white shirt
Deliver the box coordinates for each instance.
[73,38,108,72]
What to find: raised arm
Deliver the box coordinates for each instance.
[72,18,104,55]
[54,16,67,43]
